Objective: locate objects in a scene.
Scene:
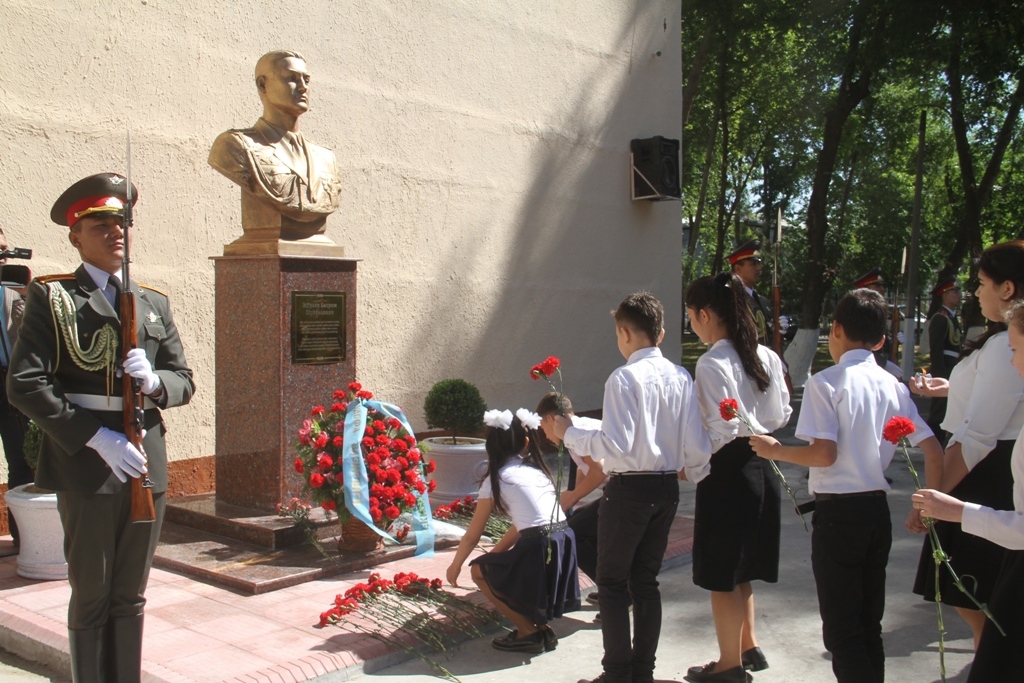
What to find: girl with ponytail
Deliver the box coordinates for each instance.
[683,272,792,682]
[446,409,580,655]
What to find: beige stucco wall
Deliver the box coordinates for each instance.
[0,0,682,468]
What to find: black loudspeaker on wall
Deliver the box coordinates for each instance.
[630,136,681,201]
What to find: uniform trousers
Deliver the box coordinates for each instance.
[596,473,678,683]
[811,493,891,683]
[58,489,166,629]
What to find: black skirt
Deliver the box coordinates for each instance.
[692,437,781,592]
[913,440,1015,608]
[968,549,1024,682]
[470,523,581,626]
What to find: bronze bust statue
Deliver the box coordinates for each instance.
[210,50,343,255]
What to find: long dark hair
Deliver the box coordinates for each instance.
[483,415,553,516]
[685,272,770,392]
[963,240,1024,357]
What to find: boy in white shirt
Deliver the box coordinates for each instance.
[551,291,711,683]
[751,289,942,683]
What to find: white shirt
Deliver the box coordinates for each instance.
[563,346,713,482]
[82,262,124,307]
[797,349,932,495]
[942,331,1024,471]
[477,456,565,530]
[567,415,606,485]
[962,424,1024,549]
[695,340,792,453]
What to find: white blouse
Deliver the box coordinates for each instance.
[962,424,1024,549]
[695,340,792,453]
[942,331,1024,471]
[478,456,565,530]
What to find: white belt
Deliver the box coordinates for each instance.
[65,393,157,412]
[944,350,960,357]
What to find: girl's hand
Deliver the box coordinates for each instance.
[905,507,927,534]
[912,489,966,523]
[749,434,780,460]
[446,562,461,588]
[909,375,949,398]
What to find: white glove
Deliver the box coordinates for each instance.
[123,348,162,395]
[897,330,906,344]
[87,427,147,483]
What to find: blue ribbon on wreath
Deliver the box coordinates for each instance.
[341,398,435,557]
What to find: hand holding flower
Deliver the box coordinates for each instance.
[749,434,781,460]
[905,507,928,534]
[912,489,966,524]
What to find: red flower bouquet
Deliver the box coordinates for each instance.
[296,382,437,530]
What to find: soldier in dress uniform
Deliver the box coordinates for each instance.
[728,239,773,345]
[851,268,903,378]
[6,173,195,683]
[926,275,962,444]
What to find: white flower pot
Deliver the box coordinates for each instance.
[4,484,67,581]
[423,437,488,507]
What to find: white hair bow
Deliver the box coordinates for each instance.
[483,409,514,430]
[516,408,542,431]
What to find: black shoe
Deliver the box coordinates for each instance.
[741,646,768,672]
[491,629,545,654]
[541,626,558,651]
[684,662,751,682]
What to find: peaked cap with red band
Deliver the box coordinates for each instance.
[852,267,884,289]
[932,275,960,296]
[50,173,138,227]
[727,239,762,266]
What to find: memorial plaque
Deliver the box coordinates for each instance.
[291,291,346,364]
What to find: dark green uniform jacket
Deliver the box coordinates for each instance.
[6,265,194,493]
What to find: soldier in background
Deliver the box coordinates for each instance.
[926,276,962,444]
[727,239,773,346]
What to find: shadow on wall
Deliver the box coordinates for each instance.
[396,1,681,414]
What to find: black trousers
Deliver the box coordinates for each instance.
[568,497,600,582]
[0,385,32,542]
[596,473,678,683]
[811,494,891,683]
[58,489,165,630]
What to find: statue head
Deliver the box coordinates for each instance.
[255,50,310,123]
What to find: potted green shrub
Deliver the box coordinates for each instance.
[422,379,488,505]
[3,421,67,580]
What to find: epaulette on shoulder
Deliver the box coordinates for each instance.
[137,283,168,297]
[34,274,75,284]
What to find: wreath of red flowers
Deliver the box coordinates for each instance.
[296,382,437,529]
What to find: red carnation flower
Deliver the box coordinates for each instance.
[376,434,392,447]
[405,436,417,447]
[364,425,373,436]
[317,454,334,470]
[348,382,362,392]
[427,479,437,492]
[309,472,325,489]
[404,493,416,507]
[408,449,421,463]
[883,416,916,445]
[293,458,304,474]
[370,507,383,522]
[387,417,402,430]
[425,459,437,474]
[397,456,409,470]
[385,505,401,519]
[333,389,348,400]
[361,437,375,449]
[370,483,385,497]
[315,432,329,449]
[356,390,373,399]
[372,420,386,433]
[415,481,426,494]
[393,439,409,453]
[719,398,740,421]
[530,356,561,379]
[332,436,344,448]
[330,402,345,413]
[321,499,337,511]
[311,405,325,417]
[365,452,381,466]
[386,469,401,484]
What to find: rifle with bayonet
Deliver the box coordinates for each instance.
[772,208,794,392]
[121,131,155,523]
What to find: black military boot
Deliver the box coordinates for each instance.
[68,627,106,683]
[105,615,144,683]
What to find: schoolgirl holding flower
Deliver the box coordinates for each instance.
[446,408,580,655]
[683,272,791,682]
[908,240,1024,650]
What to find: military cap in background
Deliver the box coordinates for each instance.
[932,275,960,296]
[727,239,762,266]
[852,268,885,290]
[50,173,138,227]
